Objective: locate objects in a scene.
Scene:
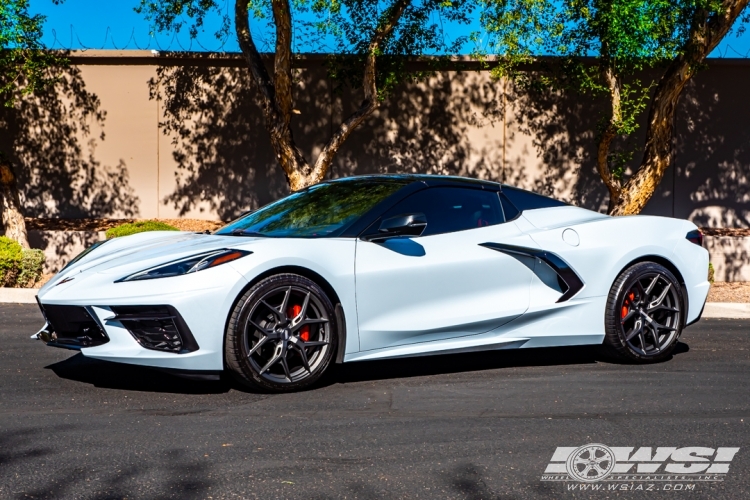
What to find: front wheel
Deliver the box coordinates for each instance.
[603,262,684,363]
[225,274,337,392]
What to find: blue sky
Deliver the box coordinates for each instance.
[30,0,750,57]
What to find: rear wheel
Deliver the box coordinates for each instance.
[225,274,337,392]
[603,262,684,363]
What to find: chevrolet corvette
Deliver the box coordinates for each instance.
[34,175,710,391]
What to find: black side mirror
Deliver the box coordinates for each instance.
[375,213,427,238]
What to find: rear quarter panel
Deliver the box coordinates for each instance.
[523,212,709,323]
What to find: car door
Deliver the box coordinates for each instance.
[354,186,534,352]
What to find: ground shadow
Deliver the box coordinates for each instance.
[328,341,689,385]
[47,341,690,393]
[46,353,231,395]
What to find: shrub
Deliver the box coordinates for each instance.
[106,220,179,239]
[0,237,46,288]
[16,248,45,288]
[708,262,715,284]
[0,236,23,287]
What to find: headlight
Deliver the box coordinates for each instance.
[61,240,110,271]
[117,249,251,282]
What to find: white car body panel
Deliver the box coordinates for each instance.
[35,179,710,374]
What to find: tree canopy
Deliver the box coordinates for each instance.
[1,0,68,248]
[1,0,66,106]
[137,0,474,191]
[479,0,750,214]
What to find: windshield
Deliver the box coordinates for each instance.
[215,179,410,238]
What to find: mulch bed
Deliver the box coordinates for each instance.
[699,227,750,237]
[707,282,750,303]
[26,218,225,232]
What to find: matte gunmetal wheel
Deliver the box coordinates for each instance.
[225,274,337,392]
[603,262,683,363]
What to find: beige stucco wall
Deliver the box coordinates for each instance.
[2,51,748,225]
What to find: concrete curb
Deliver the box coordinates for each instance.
[0,288,38,304]
[1,289,749,320]
[701,302,750,319]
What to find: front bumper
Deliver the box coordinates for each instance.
[35,264,249,371]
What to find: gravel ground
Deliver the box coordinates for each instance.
[708,282,750,302]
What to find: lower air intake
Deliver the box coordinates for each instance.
[110,305,199,354]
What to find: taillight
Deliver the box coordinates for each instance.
[686,229,704,246]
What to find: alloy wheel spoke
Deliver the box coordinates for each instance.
[289,339,312,373]
[280,355,292,381]
[279,287,292,319]
[260,299,287,322]
[248,319,273,336]
[644,275,659,296]
[621,308,637,323]
[259,343,283,375]
[633,281,646,305]
[650,327,661,352]
[247,335,268,357]
[298,340,328,348]
[625,319,643,341]
[642,312,676,332]
[650,305,679,313]
[639,331,648,352]
[648,283,672,310]
[292,292,311,325]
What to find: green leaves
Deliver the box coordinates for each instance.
[0,0,67,107]
[478,0,749,183]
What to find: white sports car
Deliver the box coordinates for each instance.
[35,175,710,392]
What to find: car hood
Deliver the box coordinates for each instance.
[44,231,259,289]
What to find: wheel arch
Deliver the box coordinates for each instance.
[614,254,689,322]
[222,265,347,369]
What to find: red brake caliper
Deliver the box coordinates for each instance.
[287,304,310,341]
[621,292,635,319]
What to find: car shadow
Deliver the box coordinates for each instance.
[46,342,690,394]
[324,340,691,385]
[45,353,232,395]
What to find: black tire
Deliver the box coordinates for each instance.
[603,262,684,363]
[225,273,337,392]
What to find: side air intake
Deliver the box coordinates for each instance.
[479,242,585,302]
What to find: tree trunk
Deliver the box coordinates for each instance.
[610,0,750,215]
[234,0,411,192]
[0,158,29,248]
[597,65,623,213]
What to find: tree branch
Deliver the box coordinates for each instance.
[611,0,749,215]
[310,0,412,182]
[597,66,623,211]
[234,0,309,188]
[234,0,276,116]
[272,0,294,127]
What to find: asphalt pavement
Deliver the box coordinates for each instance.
[0,304,748,499]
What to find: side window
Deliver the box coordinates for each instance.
[372,187,505,237]
[499,193,520,220]
[501,186,567,211]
